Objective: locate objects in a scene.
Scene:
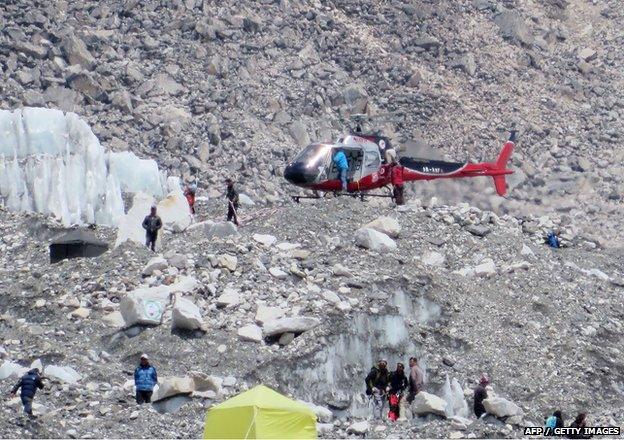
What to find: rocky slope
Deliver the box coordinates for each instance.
[1,0,623,242]
[1,197,623,438]
[1,0,624,438]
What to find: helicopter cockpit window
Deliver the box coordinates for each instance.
[293,144,331,169]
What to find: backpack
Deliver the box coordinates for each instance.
[545,415,557,429]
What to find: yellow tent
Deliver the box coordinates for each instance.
[203,385,317,439]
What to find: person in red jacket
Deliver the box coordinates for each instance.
[184,183,197,215]
[390,161,405,205]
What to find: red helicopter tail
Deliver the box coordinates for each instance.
[491,131,515,196]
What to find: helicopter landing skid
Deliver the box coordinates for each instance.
[291,195,322,203]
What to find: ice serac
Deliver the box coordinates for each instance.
[0,108,164,226]
[442,376,469,418]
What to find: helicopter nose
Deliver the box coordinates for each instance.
[284,162,310,185]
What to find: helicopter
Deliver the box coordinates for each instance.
[284,114,515,202]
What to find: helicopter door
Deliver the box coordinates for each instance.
[328,147,363,182]
[360,148,381,180]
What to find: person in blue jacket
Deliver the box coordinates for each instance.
[333,149,349,191]
[10,368,45,416]
[134,354,158,404]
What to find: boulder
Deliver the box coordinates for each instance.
[61,34,96,69]
[332,264,352,277]
[167,254,188,269]
[493,10,534,46]
[354,228,397,252]
[474,259,497,278]
[216,288,240,308]
[364,216,401,238]
[278,332,295,346]
[269,267,288,279]
[237,324,263,343]
[289,121,310,146]
[411,392,448,417]
[321,290,341,305]
[466,224,491,237]
[298,400,333,423]
[0,361,28,380]
[143,256,168,276]
[158,178,192,232]
[153,376,194,401]
[421,251,446,267]
[217,255,238,271]
[206,222,239,238]
[189,371,222,395]
[255,306,285,325]
[70,307,90,319]
[483,396,524,417]
[347,420,370,435]
[169,276,199,294]
[172,296,203,331]
[263,316,321,337]
[44,365,82,384]
[120,285,170,326]
[238,194,255,206]
[253,233,277,246]
[103,311,125,328]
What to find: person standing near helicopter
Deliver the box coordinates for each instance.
[333,149,349,192]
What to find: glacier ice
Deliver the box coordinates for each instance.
[0,107,164,227]
[442,375,469,418]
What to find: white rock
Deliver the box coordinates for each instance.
[152,376,194,401]
[0,346,7,359]
[34,299,46,308]
[158,177,193,232]
[586,268,610,282]
[474,259,497,278]
[223,376,236,387]
[317,423,334,435]
[347,420,370,435]
[298,400,333,423]
[237,324,263,343]
[143,256,168,276]
[276,242,301,251]
[332,264,352,277]
[167,253,188,269]
[321,290,341,305]
[217,255,238,271]
[269,267,288,279]
[70,307,90,319]
[238,193,255,206]
[520,244,534,257]
[421,251,446,267]
[354,227,397,252]
[103,311,125,328]
[45,365,82,384]
[255,306,285,325]
[206,222,239,238]
[411,392,448,417]
[216,288,240,308]
[170,276,199,294]
[253,233,277,247]
[483,396,524,417]
[120,285,170,326]
[365,216,401,238]
[263,316,321,337]
[0,361,28,380]
[453,267,475,277]
[172,296,203,331]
